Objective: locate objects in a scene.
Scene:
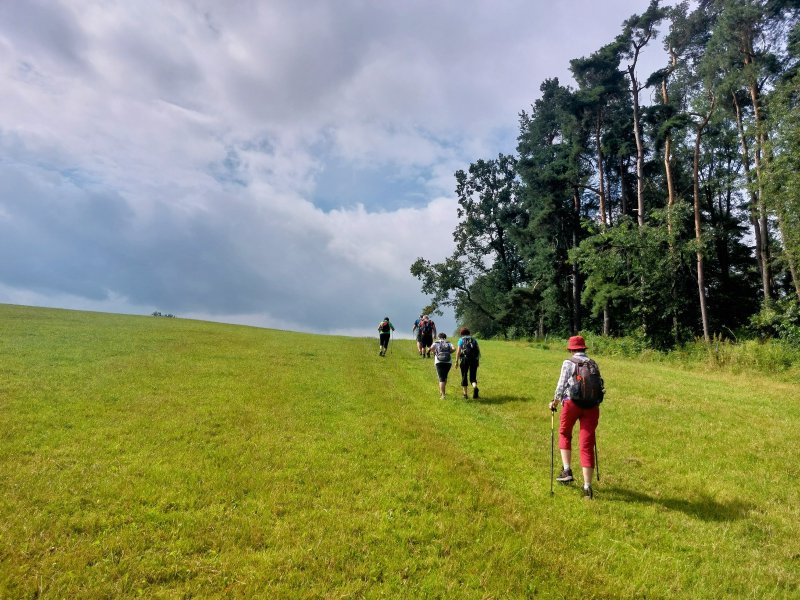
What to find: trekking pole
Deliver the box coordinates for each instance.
[595,439,600,482]
[550,407,555,497]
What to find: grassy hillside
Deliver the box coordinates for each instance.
[1,304,798,598]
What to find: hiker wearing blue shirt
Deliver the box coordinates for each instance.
[377,317,395,356]
[455,327,480,399]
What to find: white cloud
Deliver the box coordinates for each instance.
[324,196,458,277]
[0,0,676,335]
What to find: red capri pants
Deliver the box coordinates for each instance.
[559,399,600,468]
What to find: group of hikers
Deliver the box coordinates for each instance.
[378,315,604,500]
[377,315,481,401]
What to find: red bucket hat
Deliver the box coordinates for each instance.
[567,335,587,351]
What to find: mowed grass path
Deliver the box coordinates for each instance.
[1,304,798,598]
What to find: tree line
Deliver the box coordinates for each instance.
[412,0,800,349]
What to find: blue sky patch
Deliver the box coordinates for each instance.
[312,157,434,212]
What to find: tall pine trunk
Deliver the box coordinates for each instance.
[732,92,770,302]
[594,112,610,335]
[750,84,773,303]
[620,157,629,217]
[661,51,678,231]
[595,113,608,227]
[661,67,679,340]
[572,188,582,334]
[693,101,714,343]
[628,64,646,227]
[790,256,800,302]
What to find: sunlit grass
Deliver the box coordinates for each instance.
[1,304,798,597]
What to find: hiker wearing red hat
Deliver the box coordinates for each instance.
[549,335,605,499]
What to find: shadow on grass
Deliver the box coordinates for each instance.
[603,485,753,521]
[470,394,532,405]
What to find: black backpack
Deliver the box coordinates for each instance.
[379,321,391,333]
[568,357,605,408]
[460,337,479,362]
[420,320,433,335]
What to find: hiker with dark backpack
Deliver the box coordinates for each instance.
[418,315,436,358]
[412,315,424,356]
[455,327,480,399]
[377,317,395,357]
[549,335,605,499]
[432,333,455,399]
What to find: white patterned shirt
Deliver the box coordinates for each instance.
[553,352,588,404]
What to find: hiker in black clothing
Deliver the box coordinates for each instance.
[455,327,480,399]
[377,317,395,356]
[418,315,436,358]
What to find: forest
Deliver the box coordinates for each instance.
[411,0,800,349]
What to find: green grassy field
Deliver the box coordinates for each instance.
[1,304,798,598]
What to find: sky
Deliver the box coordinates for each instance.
[0,0,673,338]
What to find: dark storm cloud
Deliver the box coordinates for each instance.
[0,160,424,331]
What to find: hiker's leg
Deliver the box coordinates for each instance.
[460,362,469,397]
[436,363,450,397]
[469,362,479,387]
[582,466,594,487]
[578,407,600,486]
[577,407,599,468]
[559,400,580,468]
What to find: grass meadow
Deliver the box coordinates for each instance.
[1,304,799,598]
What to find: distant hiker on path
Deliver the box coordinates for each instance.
[549,335,605,500]
[455,327,480,399]
[418,315,436,358]
[377,317,395,356]
[432,332,455,399]
[412,315,424,356]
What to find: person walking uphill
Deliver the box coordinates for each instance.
[455,327,480,399]
[377,317,395,356]
[432,333,455,399]
[418,315,437,358]
[412,315,424,356]
[549,335,605,499]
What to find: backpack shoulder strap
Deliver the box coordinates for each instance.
[568,356,588,374]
